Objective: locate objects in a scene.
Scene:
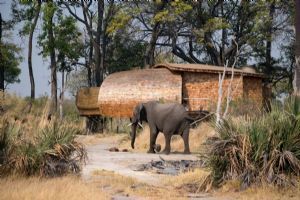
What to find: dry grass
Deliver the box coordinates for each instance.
[92,170,188,200]
[164,169,211,193]
[216,181,300,200]
[120,122,216,153]
[1,171,299,200]
[237,185,300,200]
[0,176,109,200]
[0,94,87,177]
[76,133,128,147]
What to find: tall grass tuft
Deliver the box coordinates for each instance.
[0,119,87,177]
[0,117,12,165]
[0,93,87,177]
[205,96,300,188]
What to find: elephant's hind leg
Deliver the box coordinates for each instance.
[182,127,191,154]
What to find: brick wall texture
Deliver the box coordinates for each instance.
[98,69,182,118]
[97,69,264,118]
[183,72,263,111]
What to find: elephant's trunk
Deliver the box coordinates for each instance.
[131,123,137,149]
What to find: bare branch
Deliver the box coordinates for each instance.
[61,2,86,25]
[223,39,239,118]
[216,60,228,124]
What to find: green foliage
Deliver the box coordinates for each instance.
[152,1,192,24]
[55,16,83,72]
[206,96,300,188]
[11,0,41,36]
[38,3,83,72]
[195,17,231,43]
[107,11,132,35]
[107,31,147,72]
[0,42,22,87]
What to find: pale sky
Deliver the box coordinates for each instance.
[1,0,62,98]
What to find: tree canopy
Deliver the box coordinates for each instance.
[1,0,298,98]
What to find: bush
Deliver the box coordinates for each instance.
[0,118,11,165]
[205,96,300,188]
[0,119,86,177]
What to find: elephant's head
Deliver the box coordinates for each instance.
[130,103,146,149]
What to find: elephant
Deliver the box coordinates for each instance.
[129,101,193,154]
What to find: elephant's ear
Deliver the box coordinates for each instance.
[137,103,145,123]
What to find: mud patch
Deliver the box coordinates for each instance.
[130,157,205,175]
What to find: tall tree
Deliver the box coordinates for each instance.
[55,15,83,118]
[39,3,83,114]
[0,13,3,92]
[143,1,168,68]
[114,1,293,94]
[47,1,57,112]
[27,0,41,99]
[62,0,116,86]
[0,43,22,89]
[0,12,22,93]
[38,1,58,112]
[294,0,300,94]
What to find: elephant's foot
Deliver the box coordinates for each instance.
[153,144,161,153]
[183,149,191,154]
[147,149,155,154]
[161,149,170,155]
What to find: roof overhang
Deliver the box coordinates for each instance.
[154,63,264,78]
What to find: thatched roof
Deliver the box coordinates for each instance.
[98,68,182,118]
[76,87,100,116]
[154,63,264,78]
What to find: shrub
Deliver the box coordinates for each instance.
[205,96,300,188]
[0,118,11,165]
[0,119,86,177]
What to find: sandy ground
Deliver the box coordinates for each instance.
[81,135,200,185]
[79,134,228,200]
[79,132,300,200]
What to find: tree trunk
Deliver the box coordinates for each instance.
[221,0,226,65]
[95,0,104,86]
[144,23,160,68]
[59,70,65,120]
[48,7,57,113]
[265,0,275,78]
[0,12,4,113]
[143,1,167,68]
[28,0,41,100]
[294,0,300,94]
[88,37,93,87]
[0,13,4,92]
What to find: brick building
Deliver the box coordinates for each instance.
[95,63,265,118]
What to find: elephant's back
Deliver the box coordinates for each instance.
[152,102,188,120]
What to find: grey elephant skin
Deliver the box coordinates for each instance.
[130,101,193,155]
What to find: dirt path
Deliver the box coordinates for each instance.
[81,136,199,186]
[79,135,230,200]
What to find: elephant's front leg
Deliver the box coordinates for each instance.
[162,133,171,155]
[182,127,191,154]
[147,129,158,153]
